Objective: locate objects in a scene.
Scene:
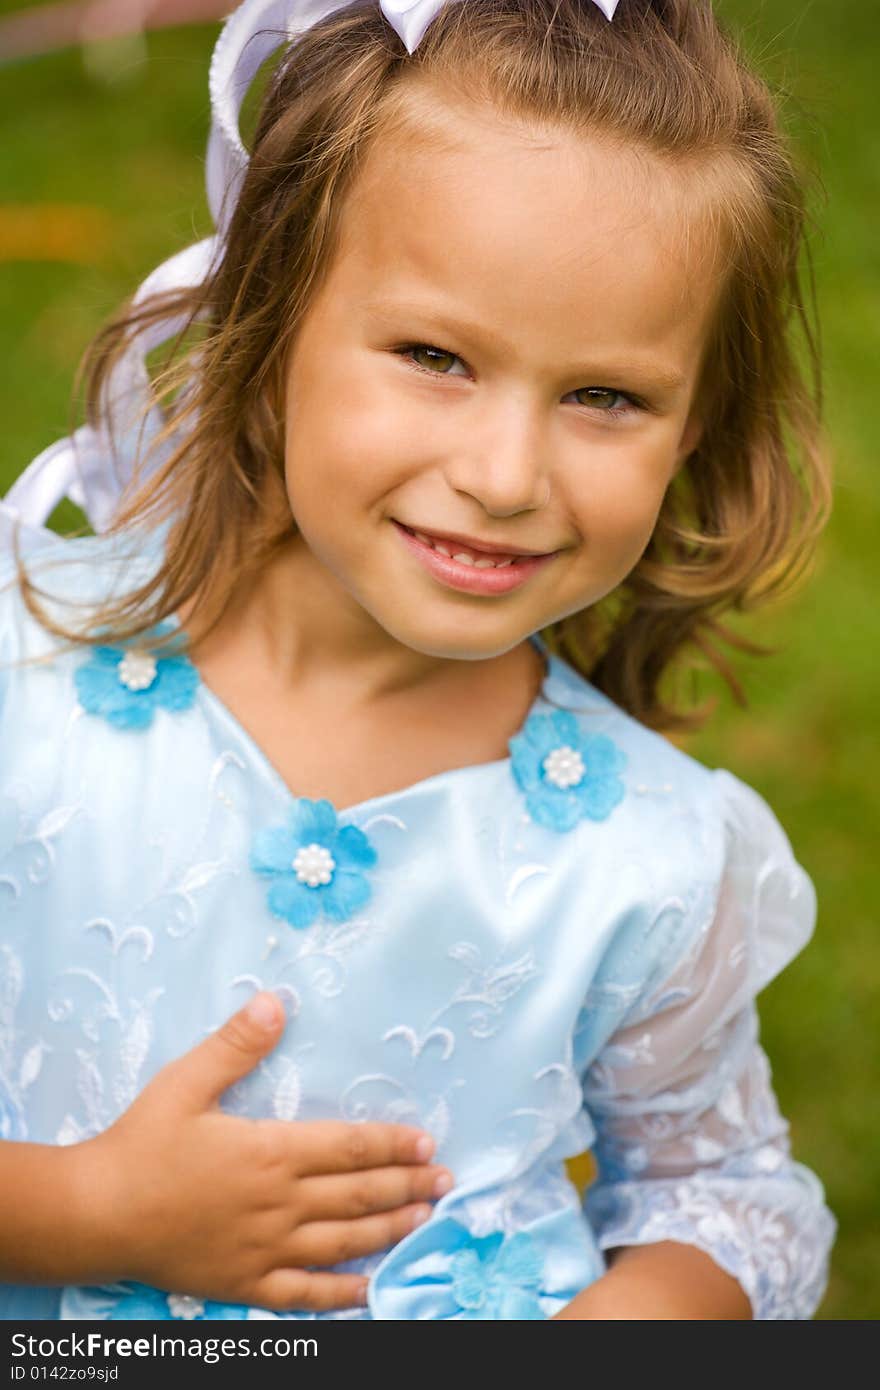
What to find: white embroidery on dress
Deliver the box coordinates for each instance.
[18,1042,45,1091]
[56,1114,87,1146]
[0,789,84,900]
[338,1072,414,1124]
[23,804,85,885]
[42,968,164,1134]
[208,750,247,811]
[114,989,163,1111]
[347,944,543,1152]
[0,946,23,1066]
[382,1025,456,1062]
[717,1082,746,1129]
[0,945,48,1140]
[74,1047,106,1132]
[86,918,155,963]
[596,1032,655,1070]
[361,813,408,834]
[443,943,540,1040]
[339,1072,464,1138]
[295,915,383,999]
[49,968,122,1030]
[271,1056,303,1122]
[72,803,237,953]
[499,1060,586,1176]
[421,1093,456,1148]
[457,1165,583,1238]
[161,860,238,940]
[230,973,301,1018]
[504,863,551,906]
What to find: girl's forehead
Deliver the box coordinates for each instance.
[347,87,724,257]
[326,101,726,372]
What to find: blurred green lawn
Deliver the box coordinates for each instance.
[1,0,877,1319]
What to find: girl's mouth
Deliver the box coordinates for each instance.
[392,521,557,595]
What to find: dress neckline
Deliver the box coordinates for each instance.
[187,629,558,819]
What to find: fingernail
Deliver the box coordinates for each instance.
[433,1172,453,1198]
[410,1206,431,1229]
[357,1281,369,1307]
[414,1135,435,1161]
[246,991,281,1030]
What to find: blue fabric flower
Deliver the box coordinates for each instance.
[369,1205,602,1319]
[509,709,626,831]
[449,1230,545,1319]
[75,625,198,731]
[250,798,377,929]
[104,1283,248,1320]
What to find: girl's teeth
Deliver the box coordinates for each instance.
[408,527,523,568]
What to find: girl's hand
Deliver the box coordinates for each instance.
[71,992,452,1312]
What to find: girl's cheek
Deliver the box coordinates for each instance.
[565,454,671,528]
[574,499,669,581]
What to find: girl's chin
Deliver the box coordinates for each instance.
[369,606,545,663]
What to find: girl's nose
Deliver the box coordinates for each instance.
[443,403,552,517]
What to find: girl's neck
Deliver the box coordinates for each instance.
[182,532,545,716]
[177,539,547,809]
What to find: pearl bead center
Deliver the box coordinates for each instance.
[167,1294,205,1320]
[293,843,336,888]
[542,745,586,789]
[117,649,158,692]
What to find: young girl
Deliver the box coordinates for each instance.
[0,0,836,1320]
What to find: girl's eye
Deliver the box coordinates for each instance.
[398,343,464,375]
[571,387,632,413]
[396,344,639,416]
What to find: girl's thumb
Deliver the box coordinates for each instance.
[183,992,285,1105]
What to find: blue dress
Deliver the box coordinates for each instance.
[0,518,835,1320]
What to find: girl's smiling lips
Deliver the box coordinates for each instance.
[392,520,560,595]
[397,522,552,558]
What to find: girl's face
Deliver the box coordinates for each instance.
[282,94,722,661]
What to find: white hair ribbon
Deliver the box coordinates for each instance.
[3,0,619,532]
[3,236,217,533]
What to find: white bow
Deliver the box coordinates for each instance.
[207,0,618,235]
[3,0,619,532]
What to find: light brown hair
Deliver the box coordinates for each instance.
[15,0,830,731]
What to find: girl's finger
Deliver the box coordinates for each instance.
[287,1204,433,1268]
[295,1165,453,1222]
[251,1269,370,1314]
[162,992,285,1110]
[288,1120,435,1177]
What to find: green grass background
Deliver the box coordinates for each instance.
[1,0,877,1319]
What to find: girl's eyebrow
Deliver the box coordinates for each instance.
[362,296,688,395]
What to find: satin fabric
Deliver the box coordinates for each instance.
[0,524,831,1319]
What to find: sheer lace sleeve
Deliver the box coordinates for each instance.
[581,770,836,1319]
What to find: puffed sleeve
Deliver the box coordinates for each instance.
[0,508,58,718]
[580,769,836,1319]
